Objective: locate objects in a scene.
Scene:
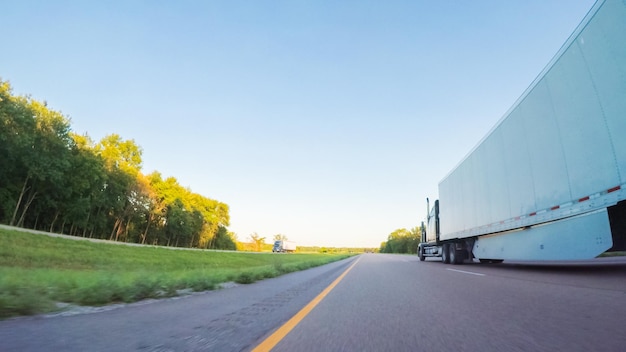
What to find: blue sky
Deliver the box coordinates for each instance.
[1,0,596,247]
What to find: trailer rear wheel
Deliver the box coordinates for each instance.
[442,244,450,264]
[449,244,461,265]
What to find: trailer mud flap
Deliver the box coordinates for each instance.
[608,200,626,251]
[473,209,613,261]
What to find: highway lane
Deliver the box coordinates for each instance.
[265,254,626,352]
[2,254,625,351]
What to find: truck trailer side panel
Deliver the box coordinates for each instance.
[439,0,626,249]
[473,209,613,261]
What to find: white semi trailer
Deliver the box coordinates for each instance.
[272,240,296,253]
[419,0,626,264]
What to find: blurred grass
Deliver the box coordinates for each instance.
[599,251,626,257]
[0,228,352,319]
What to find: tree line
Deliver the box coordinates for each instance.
[379,227,422,254]
[0,79,235,249]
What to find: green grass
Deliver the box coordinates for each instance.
[599,251,626,257]
[0,228,353,319]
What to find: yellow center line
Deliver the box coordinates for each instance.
[251,256,362,352]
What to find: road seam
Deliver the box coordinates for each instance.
[251,256,361,352]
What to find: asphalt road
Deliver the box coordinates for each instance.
[269,255,626,351]
[2,254,626,351]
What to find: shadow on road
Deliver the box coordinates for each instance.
[420,256,626,274]
[472,257,626,275]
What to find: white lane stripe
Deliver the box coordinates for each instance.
[446,268,485,276]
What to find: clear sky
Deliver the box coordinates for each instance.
[1,0,596,248]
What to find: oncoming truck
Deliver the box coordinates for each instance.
[419,0,626,264]
[272,240,296,253]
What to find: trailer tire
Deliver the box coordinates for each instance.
[442,244,450,264]
[449,244,460,265]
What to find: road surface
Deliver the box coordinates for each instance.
[2,254,626,351]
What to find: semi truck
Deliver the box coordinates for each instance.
[418,0,626,264]
[272,240,296,253]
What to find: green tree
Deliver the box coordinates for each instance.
[0,79,231,250]
[95,134,144,241]
[380,226,423,254]
[95,134,142,176]
[0,81,35,223]
[42,134,107,236]
[407,226,422,254]
[211,226,237,250]
[140,172,166,244]
[7,94,73,228]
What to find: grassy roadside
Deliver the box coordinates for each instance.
[599,251,626,257]
[0,228,354,319]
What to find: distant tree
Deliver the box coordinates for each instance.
[407,226,422,254]
[273,234,288,241]
[380,226,422,254]
[249,232,266,252]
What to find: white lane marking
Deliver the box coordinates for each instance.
[446,268,485,276]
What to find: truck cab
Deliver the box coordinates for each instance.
[418,198,472,264]
[418,199,442,261]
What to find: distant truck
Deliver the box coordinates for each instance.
[418,0,626,264]
[272,240,296,253]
